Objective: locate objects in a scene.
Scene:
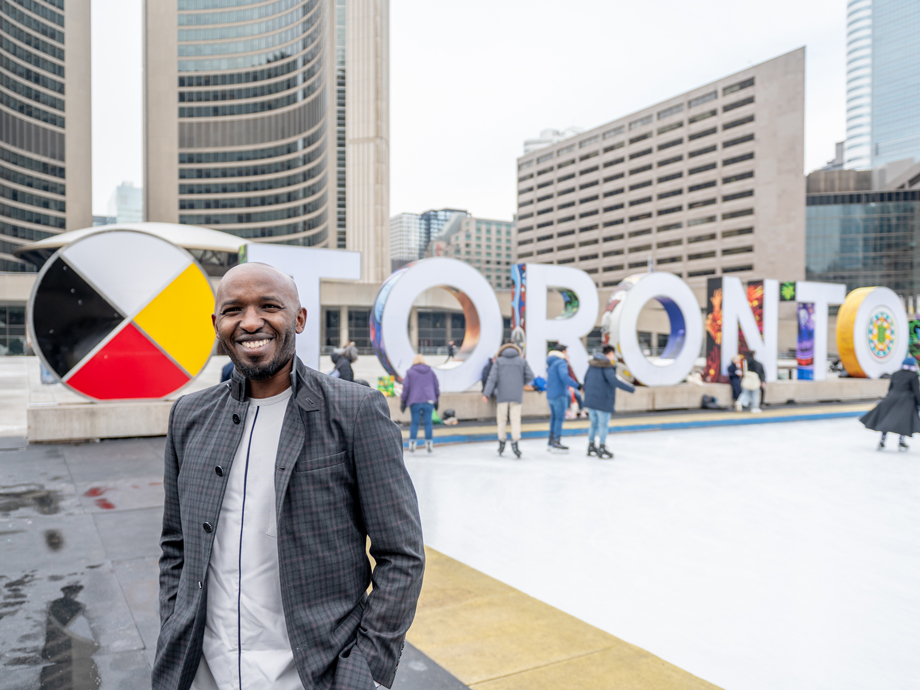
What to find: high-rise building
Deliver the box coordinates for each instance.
[806,161,920,294]
[144,0,390,282]
[431,215,516,291]
[523,127,584,155]
[0,0,92,273]
[418,209,466,258]
[107,182,144,224]
[844,0,920,170]
[514,49,806,288]
[389,212,420,267]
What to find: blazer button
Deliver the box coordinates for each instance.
[203,522,212,533]
[215,465,223,477]
[232,413,241,424]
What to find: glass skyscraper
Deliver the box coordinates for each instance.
[844,0,920,170]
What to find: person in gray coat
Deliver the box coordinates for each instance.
[482,343,535,458]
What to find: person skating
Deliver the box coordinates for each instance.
[583,345,635,459]
[400,354,440,453]
[737,352,766,413]
[446,340,455,362]
[860,355,920,451]
[483,343,535,459]
[546,345,580,452]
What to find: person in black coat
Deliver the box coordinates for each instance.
[583,345,635,459]
[860,355,920,450]
[726,354,743,402]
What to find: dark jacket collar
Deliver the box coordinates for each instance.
[229,356,321,413]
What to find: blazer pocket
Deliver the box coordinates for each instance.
[294,450,347,472]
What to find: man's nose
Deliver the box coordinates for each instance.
[239,307,263,331]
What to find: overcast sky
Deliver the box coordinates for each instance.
[91,0,846,219]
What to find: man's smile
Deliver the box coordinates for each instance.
[238,337,274,354]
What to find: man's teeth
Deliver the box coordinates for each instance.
[241,339,269,350]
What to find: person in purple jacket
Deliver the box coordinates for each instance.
[400,353,440,453]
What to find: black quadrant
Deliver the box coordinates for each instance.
[33,257,125,378]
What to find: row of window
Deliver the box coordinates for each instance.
[519,207,755,238]
[179,0,307,26]
[178,27,316,72]
[1,2,63,46]
[1,52,63,93]
[178,50,318,88]
[178,191,325,225]
[518,78,755,172]
[528,189,753,219]
[177,212,329,242]
[518,242,753,265]
[178,58,320,103]
[0,162,64,194]
[179,159,324,195]
[179,80,318,118]
[0,180,63,211]
[179,125,324,165]
[10,0,63,27]
[179,0,273,10]
[0,217,53,241]
[1,34,63,78]
[0,17,63,64]
[0,200,64,228]
[177,11,319,57]
[178,3,315,43]
[179,174,324,209]
[1,69,64,110]
[0,145,64,178]
[179,139,325,179]
[519,225,753,250]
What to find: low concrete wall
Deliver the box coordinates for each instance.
[28,401,174,443]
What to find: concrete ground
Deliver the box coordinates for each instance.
[405,419,920,690]
[0,434,467,690]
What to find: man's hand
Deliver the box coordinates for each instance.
[482,396,488,404]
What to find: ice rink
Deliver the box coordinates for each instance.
[404,418,920,690]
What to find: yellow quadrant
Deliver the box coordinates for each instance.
[134,263,214,376]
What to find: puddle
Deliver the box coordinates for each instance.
[0,571,36,621]
[44,530,64,552]
[38,584,102,689]
[0,484,60,516]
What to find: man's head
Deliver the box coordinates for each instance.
[602,344,617,363]
[213,263,306,382]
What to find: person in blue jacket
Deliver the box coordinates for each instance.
[583,345,635,459]
[546,345,581,452]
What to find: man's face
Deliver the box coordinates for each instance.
[212,264,306,381]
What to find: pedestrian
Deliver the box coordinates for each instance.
[583,345,635,459]
[481,355,496,393]
[737,352,766,413]
[482,343,535,459]
[727,354,743,406]
[220,360,234,383]
[568,361,588,418]
[860,355,920,451]
[446,340,455,362]
[154,263,424,690]
[546,345,580,452]
[400,353,440,453]
[332,345,356,382]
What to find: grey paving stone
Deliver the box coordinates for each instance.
[92,508,163,562]
[393,643,469,689]
[0,665,41,690]
[95,650,151,690]
[74,478,165,514]
[63,440,163,485]
[1,514,106,573]
[111,556,160,656]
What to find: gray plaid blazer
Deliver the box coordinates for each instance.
[153,358,425,690]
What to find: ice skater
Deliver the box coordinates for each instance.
[860,355,920,451]
[583,346,635,459]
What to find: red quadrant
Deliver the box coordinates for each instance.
[67,323,190,399]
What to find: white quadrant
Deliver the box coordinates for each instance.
[62,231,192,316]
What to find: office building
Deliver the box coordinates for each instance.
[0,0,92,273]
[144,0,390,282]
[523,127,584,155]
[430,214,515,290]
[806,161,920,294]
[107,181,143,224]
[418,208,466,258]
[844,0,920,170]
[514,49,806,288]
[390,212,420,268]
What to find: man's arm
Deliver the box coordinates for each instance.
[523,361,535,387]
[483,360,499,398]
[352,391,425,688]
[158,401,184,625]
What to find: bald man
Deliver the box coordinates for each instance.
[153,263,424,690]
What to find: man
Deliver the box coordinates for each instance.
[445,340,455,362]
[545,345,580,452]
[583,345,635,459]
[482,343,535,459]
[738,352,766,413]
[153,263,425,690]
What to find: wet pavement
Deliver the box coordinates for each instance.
[0,435,466,690]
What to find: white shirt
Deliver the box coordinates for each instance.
[191,387,302,690]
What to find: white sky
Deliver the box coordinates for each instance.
[91,0,847,219]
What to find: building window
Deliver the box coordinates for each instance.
[558,159,575,169]
[629,180,652,191]
[658,121,684,135]
[629,115,653,130]
[723,171,754,184]
[723,190,754,202]
[723,77,754,96]
[629,132,652,144]
[658,188,683,199]
[689,180,717,192]
[580,151,599,161]
[629,148,653,160]
[723,264,753,274]
[628,261,647,269]
[689,91,717,108]
[722,245,753,256]
[688,251,716,261]
[604,126,625,138]
[658,171,683,183]
[604,203,625,212]
[723,208,754,220]
[657,256,682,265]
[688,268,716,277]
[604,142,625,153]
[348,309,371,350]
[657,238,683,249]
[658,138,683,151]
[689,145,718,158]
[657,205,683,215]
[687,215,716,226]
[580,165,599,175]
[724,152,755,166]
[629,228,652,238]
[688,109,717,123]
[723,134,755,148]
[603,248,624,256]
[518,160,533,170]
[557,144,576,156]
[722,226,753,238]
[688,198,716,209]
[658,155,684,167]
[580,135,600,148]
[723,115,755,130]
[688,233,716,243]
[658,103,684,120]
[723,96,754,112]
[628,244,652,253]
[629,196,652,206]
[658,222,683,232]
[603,264,624,272]
[536,152,554,164]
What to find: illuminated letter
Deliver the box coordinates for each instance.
[837,286,908,378]
[606,272,703,386]
[242,244,362,370]
[521,263,599,380]
[721,277,779,381]
[795,281,846,381]
[371,258,502,392]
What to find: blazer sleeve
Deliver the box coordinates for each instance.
[483,360,499,398]
[352,390,425,687]
[158,400,184,625]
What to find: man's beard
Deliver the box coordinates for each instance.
[223,325,297,382]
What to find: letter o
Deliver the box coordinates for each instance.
[608,272,703,386]
[371,258,503,392]
[836,286,909,378]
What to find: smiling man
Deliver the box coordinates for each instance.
[153,263,425,690]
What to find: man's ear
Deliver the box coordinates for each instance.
[295,307,307,334]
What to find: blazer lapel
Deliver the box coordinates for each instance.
[274,358,321,519]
